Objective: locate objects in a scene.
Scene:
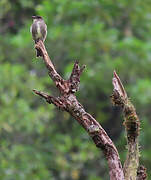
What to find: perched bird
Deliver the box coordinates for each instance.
[30,15,47,57]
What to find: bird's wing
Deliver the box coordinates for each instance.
[30,25,32,33]
[40,23,47,41]
[31,23,38,42]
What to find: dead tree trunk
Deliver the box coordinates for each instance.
[32,40,147,180]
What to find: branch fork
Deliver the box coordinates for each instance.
[32,40,146,179]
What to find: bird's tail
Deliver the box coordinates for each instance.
[35,39,43,57]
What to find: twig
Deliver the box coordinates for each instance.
[33,40,124,180]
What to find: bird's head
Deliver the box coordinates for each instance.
[32,16,43,21]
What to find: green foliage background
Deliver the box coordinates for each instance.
[0,0,151,179]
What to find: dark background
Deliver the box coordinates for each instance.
[0,0,151,179]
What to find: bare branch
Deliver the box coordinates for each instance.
[33,89,51,102]
[137,165,147,180]
[68,61,86,93]
[112,70,127,100]
[35,41,66,94]
[33,89,66,110]
[111,71,145,180]
[33,41,124,179]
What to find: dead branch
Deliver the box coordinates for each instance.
[111,71,146,180]
[33,40,124,180]
[136,165,147,180]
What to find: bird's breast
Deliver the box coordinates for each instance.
[36,22,42,38]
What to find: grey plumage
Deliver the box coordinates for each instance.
[31,16,47,57]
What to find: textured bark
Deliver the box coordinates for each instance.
[111,71,146,180]
[33,40,124,180]
[136,165,147,180]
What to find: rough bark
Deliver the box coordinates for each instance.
[111,71,146,180]
[136,165,147,180]
[32,40,124,180]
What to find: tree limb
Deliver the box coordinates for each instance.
[111,71,146,180]
[33,40,124,180]
[136,165,147,180]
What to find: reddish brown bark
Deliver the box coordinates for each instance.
[33,40,124,179]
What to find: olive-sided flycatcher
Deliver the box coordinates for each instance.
[30,16,47,57]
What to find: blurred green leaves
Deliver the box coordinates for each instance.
[1,0,151,179]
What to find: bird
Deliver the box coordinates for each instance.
[30,15,47,57]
